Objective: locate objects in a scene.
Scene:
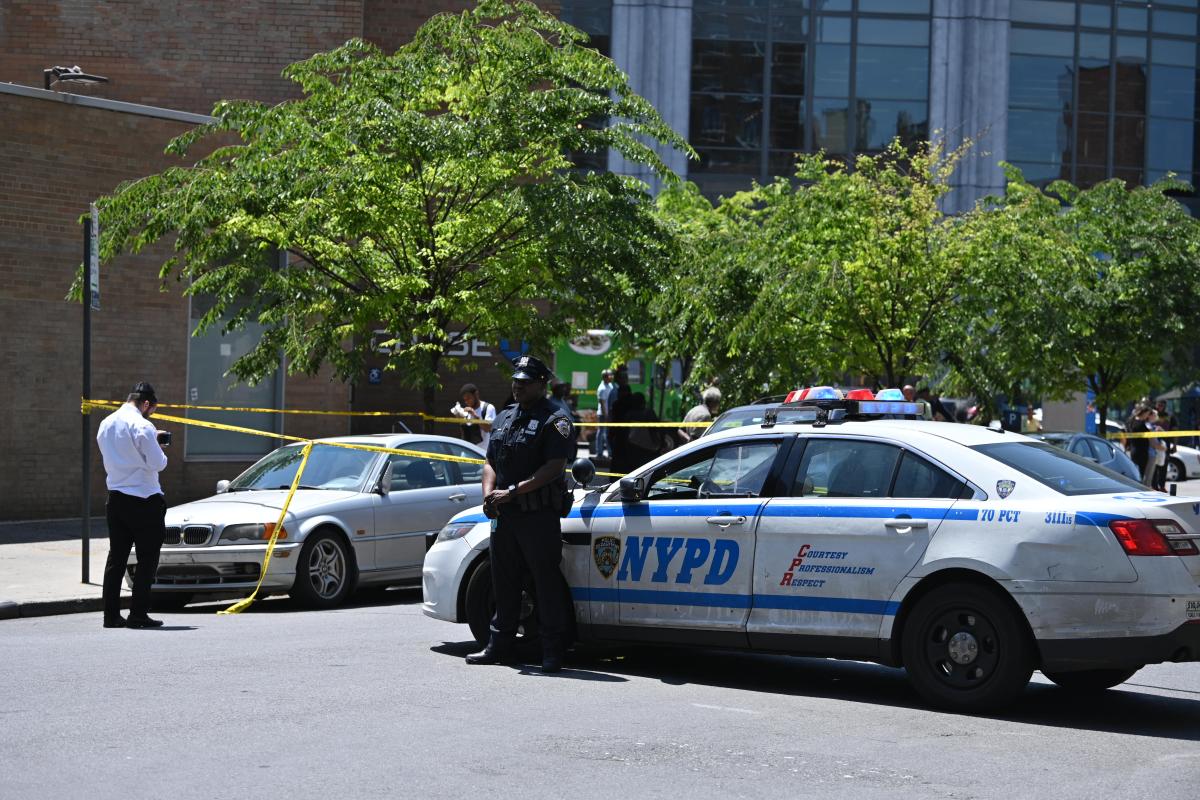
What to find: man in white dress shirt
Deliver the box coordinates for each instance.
[96,382,170,629]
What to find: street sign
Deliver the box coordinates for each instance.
[88,202,100,311]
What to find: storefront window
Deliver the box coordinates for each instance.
[185,294,282,459]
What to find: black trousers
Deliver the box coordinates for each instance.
[103,491,166,620]
[489,509,568,654]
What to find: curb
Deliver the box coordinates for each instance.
[0,596,129,621]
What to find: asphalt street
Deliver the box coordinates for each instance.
[1,591,1197,800]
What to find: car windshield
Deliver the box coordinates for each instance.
[1029,434,1071,448]
[705,407,813,436]
[229,443,379,491]
[972,442,1143,496]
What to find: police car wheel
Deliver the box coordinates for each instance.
[901,583,1034,712]
[290,530,355,609]
[1166,458,1183,483]
[1043,667,1141,693]
[464,559,540,648]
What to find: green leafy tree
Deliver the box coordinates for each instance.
[937,166,1085,421]
[652,141,981,404]
[1052,175,1200,431]
[84,0,690,422]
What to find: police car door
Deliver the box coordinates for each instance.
[748,437,964,653]
[614,437,788,641]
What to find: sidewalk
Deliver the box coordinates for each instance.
[0,517,130,620]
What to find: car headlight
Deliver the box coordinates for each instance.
[220,522,287,542]
[437,523,477,542]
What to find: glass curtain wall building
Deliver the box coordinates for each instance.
[1009,0,1200,196]
[561,0,1199,210]
[690,0,930,196]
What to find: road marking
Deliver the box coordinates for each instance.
[692,703,758,715]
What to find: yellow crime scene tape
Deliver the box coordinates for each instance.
[84,398,709,428]
[82,397,674,613]
[1109,430,1200,439]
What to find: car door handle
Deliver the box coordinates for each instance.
[884,518,928,532]
[706,515,747,527]
[448,493,468,502]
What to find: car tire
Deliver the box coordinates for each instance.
[151,592,191,611]
[289,530,355,609]
[465,559,541,648]
[1166,457,1184,483]
[1043,667,1140,693]
[464,558,575,651]
[901,582,1034,712]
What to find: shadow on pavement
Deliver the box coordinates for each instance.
[0,518,108,545]
[126,625,198,632]
[558,645,1200,740]
[431,640,628,682]
[170,585,424,615]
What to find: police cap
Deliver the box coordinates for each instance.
[511,355,552,383]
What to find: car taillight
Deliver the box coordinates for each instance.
[1108,519,1199,556]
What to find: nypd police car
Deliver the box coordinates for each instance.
[422,391,1200,712]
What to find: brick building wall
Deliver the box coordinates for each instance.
[0,0,570,519]
[0,0,365,114]
[0,87,347,519]
[0,0,552,114]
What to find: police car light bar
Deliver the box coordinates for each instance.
[857,400,925,416]
[765,398,927,426]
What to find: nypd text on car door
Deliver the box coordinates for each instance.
[610,438,788,642]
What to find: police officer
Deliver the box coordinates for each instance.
[467,355,574,672]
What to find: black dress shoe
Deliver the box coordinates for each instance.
[125,616,164,629]
[465,647,513,665]
[103,617,126,629]
[541,652,563,673]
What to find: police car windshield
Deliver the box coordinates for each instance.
[705,407,813,437]
[972,442,1144,496]
[230,444,379,491]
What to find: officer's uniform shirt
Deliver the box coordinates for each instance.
[96,402,169,498]
[487,397,574,513]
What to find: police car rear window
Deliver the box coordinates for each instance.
[972,442,1144,496]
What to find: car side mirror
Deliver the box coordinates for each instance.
[619,476,644,502]
[571,457,595,488]
[216,480,230,494]
[378,469,393,495]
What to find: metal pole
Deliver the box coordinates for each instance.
[82,215,92,584]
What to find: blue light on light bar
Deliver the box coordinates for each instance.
[858,400,923,416]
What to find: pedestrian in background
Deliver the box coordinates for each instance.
[468,356,574,673]
[679,386,721,443]
[1021,405,1041,433]
[594,369,616,460]
[1126,406,1152,485]
[1149,410,1167,490]
[95,382,170,629]
[625,392,668,469]
[451,383,496,449]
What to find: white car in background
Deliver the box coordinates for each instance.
[425,394,1200,712]
[134,434,486,609]
[1105,419,1200,482]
